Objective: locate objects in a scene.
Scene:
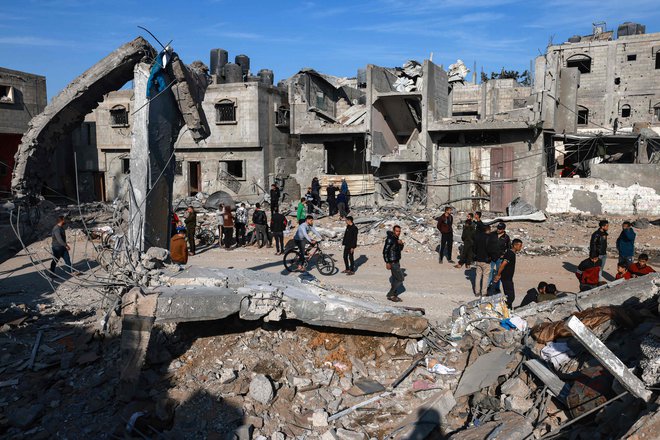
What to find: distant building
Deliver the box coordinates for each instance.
[80,51,298,203]
[0,67,46,195]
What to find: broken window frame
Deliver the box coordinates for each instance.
[566,54,592,74]
[121,158,130,174]
[0,84,15,104]
[654,103,660,121]
[621,104,631,118]
[215,99,237,124]
[110,105,129,127]
[577,106,589,125]
[627,54,637,61]
[275,105,290,127]
[219,160,245,181]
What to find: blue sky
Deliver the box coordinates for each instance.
[1,0,659,100]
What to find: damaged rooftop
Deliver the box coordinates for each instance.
[2,2,660,440]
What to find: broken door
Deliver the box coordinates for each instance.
[450,147,471,211]
[489,148,513,212]
[189,161,201,196]
[93,171,106,202]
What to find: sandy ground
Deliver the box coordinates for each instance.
[3,212,658,325]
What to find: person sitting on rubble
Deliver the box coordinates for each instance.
[293,215,322,271]
[492,238,523,309]
[538,283,558,302]
[520,281,548,307]
[296,197,307,225]
[455,213,475,269]
[576,252,605,291]
[629,254,656,277]
[184,206,197,256]
[615,261,632,281]
[616,221,636,268]
[170,226,189,265]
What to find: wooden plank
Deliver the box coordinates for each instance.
[566,316,652,402]
[319,174,375,196]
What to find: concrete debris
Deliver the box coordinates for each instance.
[249,374,275,404]
[454,348,515,398]
[448,59,470,83]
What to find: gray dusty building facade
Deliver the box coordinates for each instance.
[79,50,297,204]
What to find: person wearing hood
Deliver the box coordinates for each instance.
[383,225,405,302]
[170,226,189,264]
[616,221,635,268]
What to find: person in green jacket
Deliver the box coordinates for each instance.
[296,197,306,225]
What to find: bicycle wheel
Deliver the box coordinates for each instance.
[283,249,302,272]
[316,253,335,276]
[198,229,214,245]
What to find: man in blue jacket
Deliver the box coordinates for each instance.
[616,221,636,267]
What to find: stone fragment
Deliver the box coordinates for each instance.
[504,395,534,414]
[146,247,169,261]
[271,432,286,440]
[293,377,313,388]
[6,403,44,429]
[248,374,274,404]
[220,368,237,384]
[321,429,338,440]
[234,424,254,440]
[336,428,366,440]
[312,409,329,427]
[500,377,531,398]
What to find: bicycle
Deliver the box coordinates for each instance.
[196,225,217,246]
[283,241,335,275]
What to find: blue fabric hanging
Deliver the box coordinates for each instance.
[146,49,168,98]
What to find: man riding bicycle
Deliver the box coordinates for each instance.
[294,215,322,271]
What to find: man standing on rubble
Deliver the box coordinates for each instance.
[576,252,604,291]
[184,206,196,256]
[50,215,78,277]
[327,181,338,216]
[269,183,281,216]
[436,206,454,264]
[252,203,269,248]
[590,220,609,281]
[492,238,522,308]
[473,224,492,296]
[383,225,405,302]
[235,203,248,247]
[488,223,510,293]
[616,221,635,268]
[474,211,485,233]
[342,216,358,275]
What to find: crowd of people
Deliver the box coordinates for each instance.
[47,181,656,309]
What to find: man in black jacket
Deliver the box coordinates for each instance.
[590,220,609,282]
[269,184,281,215]
[487,223,510,292]
[472,224,492,296]
[327,182,338,216]
[270,207,287,255]
[383,225,405,302]
[252,203,269,248]
[342,216,358,274]
[493,238,523,308]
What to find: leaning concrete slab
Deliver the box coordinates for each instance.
[12,37,155,197]
[566,316,653,402]
[168,54,210,142]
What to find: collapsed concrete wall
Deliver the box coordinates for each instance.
[11,37,156,197]
[545,177,660,215]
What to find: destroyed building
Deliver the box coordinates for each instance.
[81,49,298,203]
[0,67,46,195]
[535,22,660,216]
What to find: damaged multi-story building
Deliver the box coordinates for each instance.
[536,22,660,216]
[0,67,46,196]
[72,49,297,203]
